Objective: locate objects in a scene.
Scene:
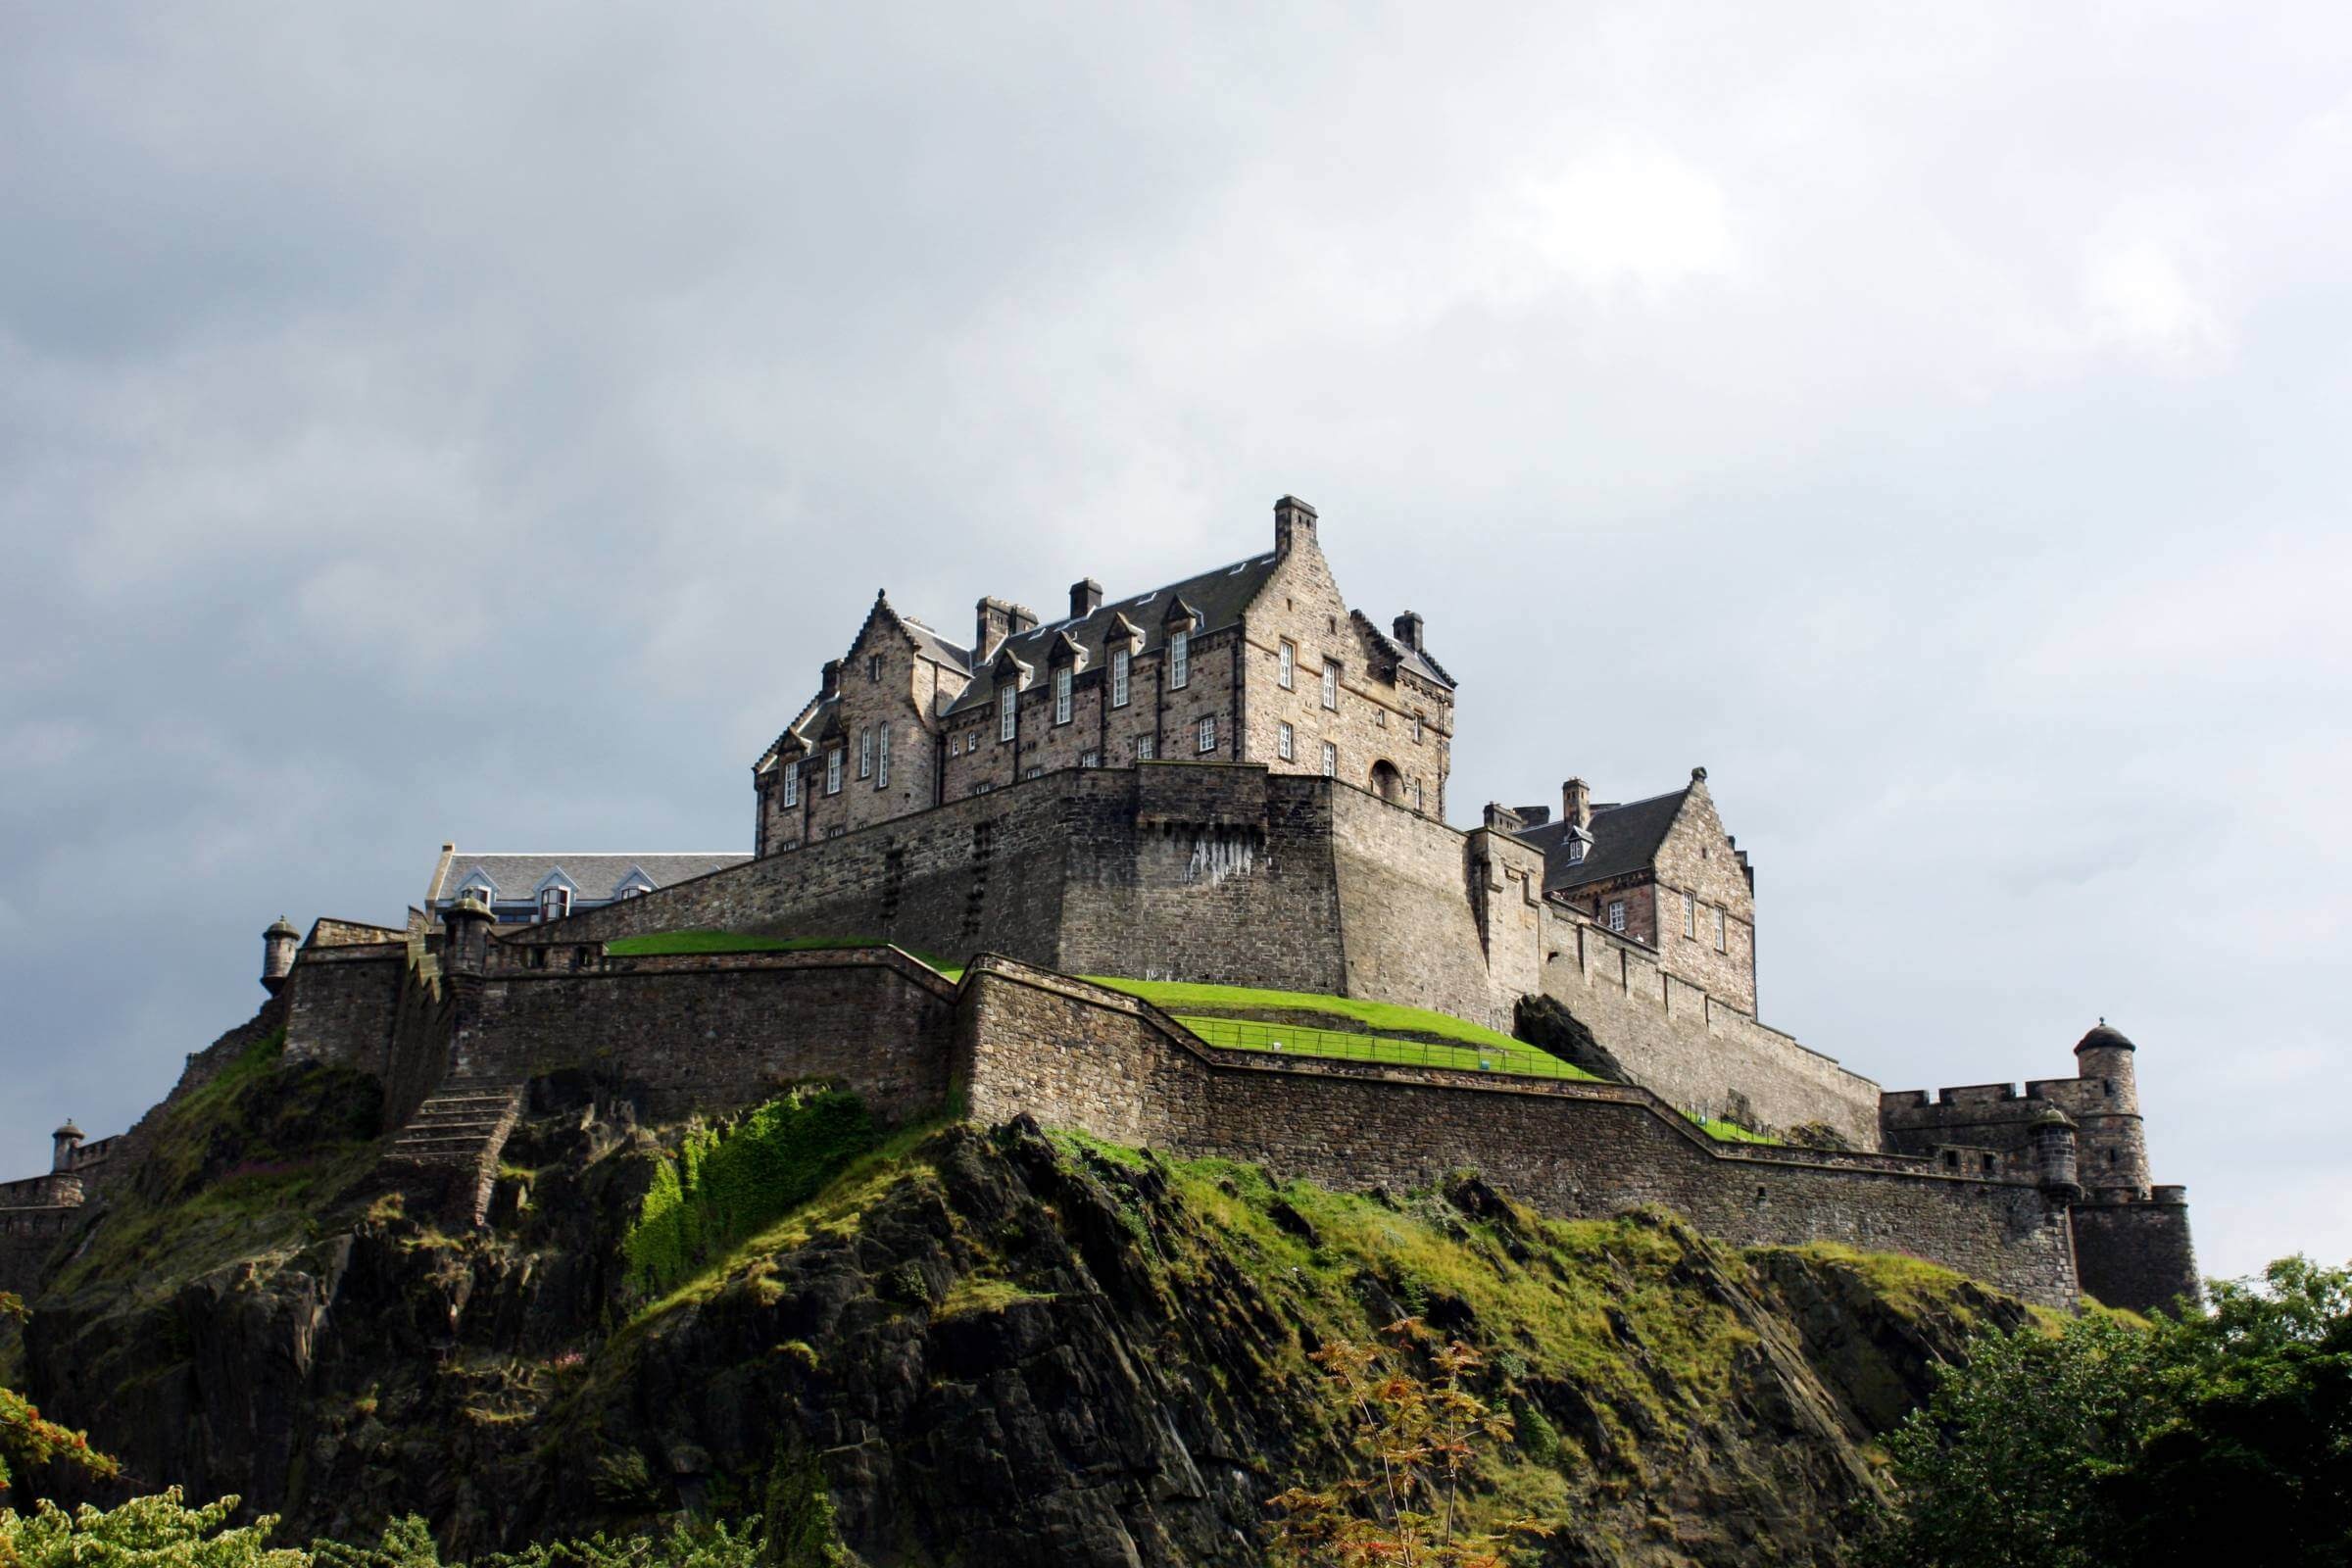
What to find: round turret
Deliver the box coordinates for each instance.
[2029,1102,2080,1201]
[2073,1019,2150,1199]
[262,915,301,993]
[52,1118,84,1173]
[442,892,496,974]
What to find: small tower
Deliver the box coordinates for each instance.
[2030,1103,2081,1202]
[51,1119,84,1174]
[442,891,495,976]
[1273,494,1318,556]
[2074,1021,2150,1198]
[262,916,300,993]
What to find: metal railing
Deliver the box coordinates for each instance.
[1172,1014,1588,1081]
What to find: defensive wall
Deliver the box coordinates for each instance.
[490,760,1881,1148]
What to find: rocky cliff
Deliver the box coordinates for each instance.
[19,1014,2036,1566]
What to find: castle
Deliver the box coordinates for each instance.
[0,498,2197,1315]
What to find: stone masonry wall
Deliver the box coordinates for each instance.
[1643,782,1758,1013]
[2070,1193,2199,1314]
[283,945,406,1069]
[1539,910,1883,1148]
[955,962,2080,1306]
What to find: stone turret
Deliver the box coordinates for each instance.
[2073,1021,2150,1198]
[51,1120,83,1174]
[2031,1103,2081,1202]
[442,892,495,977]
[262,916,300,993]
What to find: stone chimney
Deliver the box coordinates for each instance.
[1070,578,1103,619]
[1392,612,1424,651]
[1562,778,1592,830]
[1273,494,1318,556]
[820,659,842,700]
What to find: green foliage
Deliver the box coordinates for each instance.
[315,1510,764,1568]
[1081,978,1539,1055]
[0,1293,117,1498]
[1872,1255,2352,1568]
[621,1091,878,1297]
[0,1488,303,1568]
[604,932,948,969]
[760,1444,857,1568]
[1173,1014,1598,1083]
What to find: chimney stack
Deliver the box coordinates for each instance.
[1563,778,1592,830]
[820,659,842,700]
[1070,578,1103,619]
[1392,611,1424,651]
[1273,494,1318,556]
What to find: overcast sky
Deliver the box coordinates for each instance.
[3,3,2345,1281]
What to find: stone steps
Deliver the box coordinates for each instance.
[380,1079,527,1223]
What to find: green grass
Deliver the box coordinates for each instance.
[1173,1012,1596,1081]
[1078,977,1534,1054]
[1684,1112,1779,1146]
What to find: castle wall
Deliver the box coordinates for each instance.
[1540,912,1883,1148]
[1328,788,1525,1031]
[956,962,2080,1307]
[1643,786,1758,1013]
[458,948,957,1124]
[0,1207,77,1298]
[2069,1191,2199,1315]
[283,944,406,1069]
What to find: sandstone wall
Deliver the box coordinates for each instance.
[1538,912,1883,1148]
[955,961,2080,1307]
[2070,1191,2199,1315]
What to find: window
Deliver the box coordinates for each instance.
[1198,715,1216,753]
[538,886,571,922]
[999,686,1016,742]
[1024,765,1043,779]
[1169,629,1190,688]
[618,884,648,901]
[973,781,992,794]
[826,748,843,794]
[1714,906,1727,952]
[1080,750,1100,767]
[826,825,847,839]
[865,654,881,681]
[950,733,960,758]
[876,724,891,788]
[1321,660,1339,710]
[1054,665,1072,725]
[461,885,492,906]
[1684,891,1696,938]
[1111,647,1131,708]
[1277,721,1294,760]
[1371,707,1386,728]
[1566,836,1585,864]
[1412,779,1423,809]
[1278,639,1296,688]
[858,727,873,779]
[1320,740,1337,777]
[1607,900,1626,933]
[1136,736,1155,760]
[777,838,801,853]
[781,762,799,807]
[1411,715,1423,743]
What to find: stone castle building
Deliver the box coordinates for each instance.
[1,497,2198,1316]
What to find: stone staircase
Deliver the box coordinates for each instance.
[379,1078,526,1228]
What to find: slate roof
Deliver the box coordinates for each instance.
[433,853,750,904]
[1352,610,1457,691]
[899,616,972,676]
[1514,787,1691,894]
[939,552,1284,717]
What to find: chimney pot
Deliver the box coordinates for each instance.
[1273,494,1319,555]
[1070,578,1103,619]
[820,659,842,700]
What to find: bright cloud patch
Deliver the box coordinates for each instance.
[2082,240,2229,365]
[1487,142,1735,303]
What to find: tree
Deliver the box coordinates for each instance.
[0,1488,301,1568]
[1266,1317,1548,1568]
[0,1292,117,1499]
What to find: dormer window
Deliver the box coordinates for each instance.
[539,886,571,922]
[1169,629,1190,689]
[461,884,493,906]
[1054,665,1072,725]
[999,686,1016,742]
[1111,647,1131,708]
[618,883,650,900]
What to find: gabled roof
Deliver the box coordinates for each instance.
[899,616,972,675]
[1515,787,1691,893]
[436,853,751,904]
[1351,610,1456,691]
[941,552,1283,717]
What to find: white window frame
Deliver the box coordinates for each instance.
[1411,715,1423,743]
[826,748,843,794]
[1054,665,1072,725]
[1321,660,1339,710]
[1137,735,1155,760]
[950,733,961,758]
[781,763,799,808]
[858,727,873,779]
[1607,900,1626,933]
[1412,779,1423,809]
[1277,721,1294,760]
[1198,714,1216,754]
[1111,647,1131,708]
[539,886,571,922]
[1320,740,1337,777]
[1278,639,1295,689]
[1566,836,1584,864]
[1080,749,1100,767]
[876,723,891,788]
[1685,891,1696,938]
[999,686,1016,743]
[1169,629,1190,689]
